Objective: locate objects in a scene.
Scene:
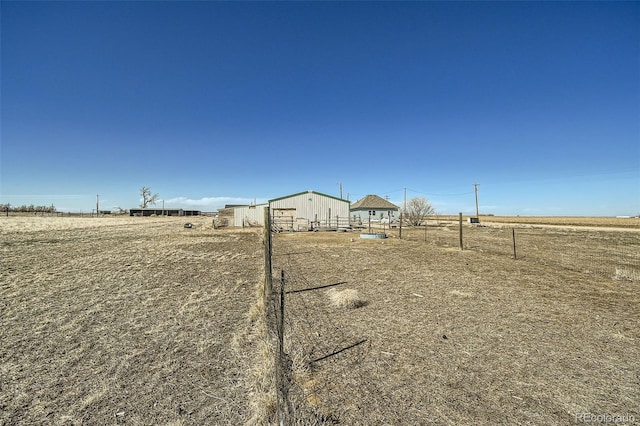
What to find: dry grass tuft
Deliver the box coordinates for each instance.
[614,267,640,282]
[244,337,277,426]
[326,288,367,309]
[449,289,472,298]
[236,281,278,426]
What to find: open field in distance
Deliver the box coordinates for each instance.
[433,215,640,229]
[1,215,638,424]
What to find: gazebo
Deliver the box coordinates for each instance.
[350,194,399,226]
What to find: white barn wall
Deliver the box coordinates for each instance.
[228,191,350,229]
[269,190,350,227]
[233,204,268,227]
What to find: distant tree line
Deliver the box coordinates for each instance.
[1,204,56,213]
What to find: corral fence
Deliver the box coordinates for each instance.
[271,215,351,232]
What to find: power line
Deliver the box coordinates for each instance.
[405,187,475,197]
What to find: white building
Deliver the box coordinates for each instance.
[230,203,268,227]
[270,190,350,231]
[224,190,350,231]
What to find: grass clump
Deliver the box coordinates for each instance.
[326,288,367,309]
[614,267,639,282]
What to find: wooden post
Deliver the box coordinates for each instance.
[459,212,463,250]
[277,269,288,425]
[424,221,427,243]
[512,228,517,260]
[279,270,285,357]
[263,207,272,302]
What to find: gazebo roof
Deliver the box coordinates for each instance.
[350,194,399,210]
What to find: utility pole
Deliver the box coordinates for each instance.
[337,182,343,199]
[473,183,480,219]
[96,194,99,217]
[403,187,407,221]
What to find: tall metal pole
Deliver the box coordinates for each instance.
[403,187,407,233]
[474,183,480,219]
[404,187,407,214]
[459,212,463,250]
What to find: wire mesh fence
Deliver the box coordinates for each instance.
[269,249,405,424]
[263,221,639,424]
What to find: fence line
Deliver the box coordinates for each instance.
[265,226,419,424]
[263,218,640,424]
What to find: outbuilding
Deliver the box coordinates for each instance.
[222,190,350,231]
[350,194,399,225]
[270,190,350,231]
[129,208,201,217]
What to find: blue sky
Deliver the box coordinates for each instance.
[1,1,638,215]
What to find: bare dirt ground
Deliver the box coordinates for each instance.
[1,216,638,425]
[1,216,264,425]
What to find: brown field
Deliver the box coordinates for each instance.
[436,215,640,229]
[1,216,264,425]
[1,216,639,425]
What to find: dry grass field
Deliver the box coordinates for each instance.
[271,223,639,425]
[1,215,639,425]
[1,216,264,425]
[437,215,640,229]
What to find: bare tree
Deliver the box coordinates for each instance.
[404,197,436,226]
[139,186,159,208]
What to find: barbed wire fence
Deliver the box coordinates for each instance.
[262,207,408,424]
[262,211,639,424]
[395,221,640,282]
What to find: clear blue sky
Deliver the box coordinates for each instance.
[1,1,638,215]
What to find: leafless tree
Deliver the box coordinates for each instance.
[139,187,159,208]
[404,197,436,226]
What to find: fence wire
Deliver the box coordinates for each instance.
[265,223,639,424]
[268,241,410,425]
[399,223,639,281]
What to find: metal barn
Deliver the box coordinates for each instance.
[224,190,350,231]
[269,190,350,231]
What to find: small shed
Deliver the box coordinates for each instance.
[231,203,269,227]
[350,194,399,225]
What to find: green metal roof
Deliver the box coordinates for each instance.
[269,190,349,204]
